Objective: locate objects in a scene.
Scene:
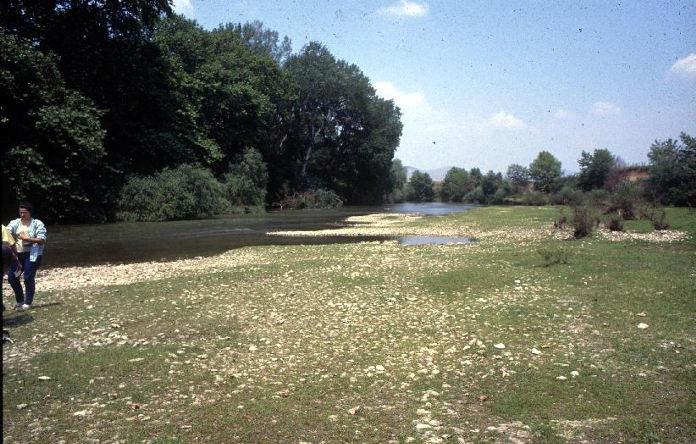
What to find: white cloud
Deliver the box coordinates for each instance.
[590,101,621,116]
[487,111,527,130]
[172,0,193,15]
[378,0,429,17]
[374,81,433,116]
[670,53,696,79]
[553,109,574,119]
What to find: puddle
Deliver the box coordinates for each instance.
[399,236,474,246]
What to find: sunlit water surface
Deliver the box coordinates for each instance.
[44,203,475,268]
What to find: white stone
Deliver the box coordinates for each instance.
[637,323,649,329]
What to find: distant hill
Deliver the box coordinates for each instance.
[404,166,452,182]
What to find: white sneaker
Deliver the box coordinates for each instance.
[21,304,30,310]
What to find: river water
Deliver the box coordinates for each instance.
[43,202,475,268]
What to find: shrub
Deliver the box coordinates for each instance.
[571,204,600,238]
[223,148,268,208]
[520,191,548,206]
[605,213,624,231]
[553,211,568,229]
[643,205,670,230]
[607,180,643,220]
[551,186,585,206]
[490,188,508,204]
[117,165,230,221]
[278,189,343,210]
[587,189,610,207]
[463,186,486,204]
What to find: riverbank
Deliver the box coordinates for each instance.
[3,206,695,443]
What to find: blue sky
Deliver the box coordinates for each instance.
[174,0,696,174]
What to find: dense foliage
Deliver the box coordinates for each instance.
[647,133,696,207]
[1,2,692,223]
[1,3,401,223]
[406,171,435,202]
[529,151,562,193]
[117,164,230,222]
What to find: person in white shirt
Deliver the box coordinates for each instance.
[6,202,47,310]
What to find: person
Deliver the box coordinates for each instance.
[2,244,15,342]
[7,202,46,310]
[2,224,21,311]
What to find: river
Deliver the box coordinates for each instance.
[42,202,475,268]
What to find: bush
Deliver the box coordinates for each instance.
[490,188,508,204]
[571,204,600,238]
[117,165,230,221]
[587,189,610,207]
[605,213,624,231]
[277,189,343,210]
[553,211,568,229]
[643,205,670,230]
[551,186,585,206]
[464,186,486,204]
[223,148,268,209]
[607,181,643,220]
[520,191,549,206]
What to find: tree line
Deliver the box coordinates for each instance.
[2,2,692,224]
[395,133,696,208]
[1,1,402,223]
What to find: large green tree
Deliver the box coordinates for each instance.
[506,163,530,193]
[577,148,615,191]
[388,159,408,203]
[406,171,435,202]
[529,151,562,193]
[0,31,107,223]
[284,42,402,204]
[440,167,473,202]
[648,133,696,206]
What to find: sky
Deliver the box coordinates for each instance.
[173,0,696,174]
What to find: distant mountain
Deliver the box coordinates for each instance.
[404,166,452,182]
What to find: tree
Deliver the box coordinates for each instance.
[440,167,472,202]
[577,148,615,191]
[226,20,292,64]
[0,31,107,223]
[224,148,268,208]
[481,170,503,197]
[284,42,402,204]
[406,171,435,202]
[648,133,696,206]
[388,159,408,203]
[506,164,530,193]
[529,151,562,193]
[469,167,483,187]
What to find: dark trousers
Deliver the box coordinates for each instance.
[8,253,42,306]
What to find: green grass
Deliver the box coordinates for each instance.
[3,206,695,443]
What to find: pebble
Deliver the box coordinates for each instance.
[556,376,567,380]
[493,343,506,349]
[531,348,541,355]
[637,323,649,329]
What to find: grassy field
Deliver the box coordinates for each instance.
[3,206,695,443]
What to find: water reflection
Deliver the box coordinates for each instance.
[44,203,475,268]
